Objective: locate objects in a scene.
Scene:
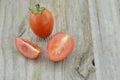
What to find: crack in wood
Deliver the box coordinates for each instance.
[18,27,26,37]
[92,59,95,66]
[74,43,95,80]
[75,67,86,79]
[17,16,27,37]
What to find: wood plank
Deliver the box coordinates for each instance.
[0,0,95,80]
[89,0,120,80]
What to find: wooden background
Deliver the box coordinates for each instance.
[0,0,120,80]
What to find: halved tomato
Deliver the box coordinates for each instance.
[46,32,74,62]
[15,37,42,59]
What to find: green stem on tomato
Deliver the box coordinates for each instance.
[35,4,41,14]
[29,4,45,14]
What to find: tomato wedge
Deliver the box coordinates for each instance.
[15,37,42,59]
[46,32,74,62]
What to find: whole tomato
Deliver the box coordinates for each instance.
[29,4,54,38]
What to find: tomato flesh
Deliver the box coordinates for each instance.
[15,37,42,59]
[46,32,74,62]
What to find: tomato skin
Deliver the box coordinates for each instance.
[46,32,75,62]
[29,9,54,38]
[15,37,42,59]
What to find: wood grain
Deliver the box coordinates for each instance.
[89,0,120,80]
[0,0,95,80]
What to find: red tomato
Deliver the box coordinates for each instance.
[46,32,74,62]
[29,4,54,38]
[15,37,42,59]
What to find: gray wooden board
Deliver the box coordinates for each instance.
[0,0,95,80]
[89,0,120,80]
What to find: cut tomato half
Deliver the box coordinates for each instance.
[46,32,74,62]
[15,37,42,59]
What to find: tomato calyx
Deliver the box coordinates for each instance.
[29,4,45,14]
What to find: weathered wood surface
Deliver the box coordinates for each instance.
[89,0,120,80]
[0,0,95,80]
